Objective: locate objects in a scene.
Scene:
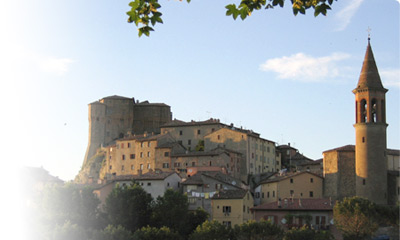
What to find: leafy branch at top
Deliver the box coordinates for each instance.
[127,0,336,37]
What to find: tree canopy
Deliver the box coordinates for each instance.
[127,0,337,37]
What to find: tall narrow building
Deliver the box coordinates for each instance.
[353,39,388,204]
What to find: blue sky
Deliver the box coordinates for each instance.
[1,0,399,181]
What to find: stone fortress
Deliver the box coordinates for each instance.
[83,96,172,166]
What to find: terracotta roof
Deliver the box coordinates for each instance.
[291,152,314,161]
[298,159,322,166]
[182,171,244,188]
[277,145,298,151]
[260,171,323,184]
[161,118,222,127]
[323,145,355,153]
[354,42,386,91]
[252,198,333,211]
[171,147,241,158]
[136,171,178,180]
[212,189,248,200]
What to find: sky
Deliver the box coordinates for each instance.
[1,0,399,182]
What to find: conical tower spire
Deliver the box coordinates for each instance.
[355,40,385,90]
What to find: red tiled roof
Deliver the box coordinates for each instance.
[212,189,248,200]
[252,198,333,211]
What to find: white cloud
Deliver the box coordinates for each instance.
[259,52,351,82]
[334,0,364,31]
[381,69,400,88]
[38,57,75,76]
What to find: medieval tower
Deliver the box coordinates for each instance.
[83,95,172,166]
[353,39,388,205]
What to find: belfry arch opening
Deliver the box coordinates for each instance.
[371,99,377,123]
[360,99,367,123]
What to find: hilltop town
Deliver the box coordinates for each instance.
[26,41,399,239]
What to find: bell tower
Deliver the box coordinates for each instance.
[353,38,388,204]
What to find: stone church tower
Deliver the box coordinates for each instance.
[353,39,388,204]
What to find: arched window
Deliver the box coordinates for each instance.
[355,101,358,123]
[360,99,367,123]
[371,99,377,123]
[381,100,386,123]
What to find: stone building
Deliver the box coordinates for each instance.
[83,95,172,167]
[204,127,280,175]
[323,40,399,205]
[254,171,323,206]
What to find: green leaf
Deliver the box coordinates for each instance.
[129,0,140,10]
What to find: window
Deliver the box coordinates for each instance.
[147,163,151,169]
[197,129,201,134]
[130,154,135,159]
[363,179,366,185]
[290,190,294,196]
[255,192,260,198]
[147,152,150,157]
[179,130,183,136]
[290,178,293,183]
[178,140,182,145]
[140,152,143,158]
[243,205,245,212]
[164,152,169,157]
[140,164,143,170]
[121,143,124,149]
[109,165,112,170]
[223,221,231,227]
[273,191,275,197]
[192,162,196,167]
[309,191,314,197]
[215,183,222,189]
[163,163,169,168]
[222,206,231,213]
[131,165,134,170]
[147,182,151,186]
[122,155,125,160]
[217,135,220,140]
[141,142,144,148]
[267,192,270,198]
[121,165,124,171]
[148,142,151,147]
[262,192,264,198]
[188,139,191,145]
[310,178,314,183]
[128,143,131,148]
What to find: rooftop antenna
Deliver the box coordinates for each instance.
[367,26,371,42]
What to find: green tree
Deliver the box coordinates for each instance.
[234,220,284,240]
[182,208,209,237]
[50,221,89,240]
[195,140,205,151]
[39,184,104,230]
[105,183,153,233]
[91,225,134,240]
[151,189,189,232]
[283,225,333,240]
[127,0,338,37]
[189,220,235,240]
[333,197,379,240]
[133,226,182,240]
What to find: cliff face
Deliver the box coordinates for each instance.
[75,149,106,183]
